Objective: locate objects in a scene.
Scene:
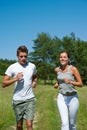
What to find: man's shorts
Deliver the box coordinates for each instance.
[12,97,36,122]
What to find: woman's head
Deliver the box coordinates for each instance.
[59,50,70,66]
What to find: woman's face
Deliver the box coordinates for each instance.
[59,52,69,66]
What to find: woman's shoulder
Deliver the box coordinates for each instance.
[70,65,78,73]
[54,67,60,72]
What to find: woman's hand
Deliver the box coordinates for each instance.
[54,82,59,89]
[64,78,70,84]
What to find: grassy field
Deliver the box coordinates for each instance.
[0,76,87,130]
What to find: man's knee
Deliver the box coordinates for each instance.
[26,120,33,129]
[16,121,23,130]
[16,124,23,130]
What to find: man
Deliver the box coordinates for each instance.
[2,45,37,130]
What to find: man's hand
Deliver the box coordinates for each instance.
[16,72,23,81]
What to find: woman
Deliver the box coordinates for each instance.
[54,50,83,130]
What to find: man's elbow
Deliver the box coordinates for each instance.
[2,82,7,88]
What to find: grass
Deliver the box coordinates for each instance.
[0,76,15,130]
[0,76,87,130]
[33,84,60,130]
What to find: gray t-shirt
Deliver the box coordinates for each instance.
[57,65,77,94]
[5,62,37,101]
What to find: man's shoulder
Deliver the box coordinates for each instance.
[8,62,18,68]
[28,62,35,67]
[28,62,35,65]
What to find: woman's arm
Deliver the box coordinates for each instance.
[54,67,59,89]
[70,66,83,87]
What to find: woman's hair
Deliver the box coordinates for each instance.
[59,50,70,58]
[17,45,28,56]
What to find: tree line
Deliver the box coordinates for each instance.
[0,32,87,85]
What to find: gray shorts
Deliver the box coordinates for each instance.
[12,97,36,122]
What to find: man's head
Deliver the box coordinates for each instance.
[17,45,28,65]
[17,45,28,56]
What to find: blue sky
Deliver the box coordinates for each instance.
[0,0,87,60]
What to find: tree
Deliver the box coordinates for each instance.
[28,32,87,85]
[29,32,54,84]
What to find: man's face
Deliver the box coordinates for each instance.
[18,52,28,65]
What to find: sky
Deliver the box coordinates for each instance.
[0,0,87,60]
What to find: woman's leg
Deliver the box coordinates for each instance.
[57,93,69,130]
[69,95,79,130]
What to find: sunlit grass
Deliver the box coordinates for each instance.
[0,76,87,130]
[0,76,15,130]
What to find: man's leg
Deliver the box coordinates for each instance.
[16,120,23,130]
[26,120,33,130]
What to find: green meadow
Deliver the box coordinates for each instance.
[0,76,87,130]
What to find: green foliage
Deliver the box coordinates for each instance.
[29,32,87,84]
[0,59,16,75]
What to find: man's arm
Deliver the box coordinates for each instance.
[2,75,17,88]
[32,74,38,88]
[2,72,23,88]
